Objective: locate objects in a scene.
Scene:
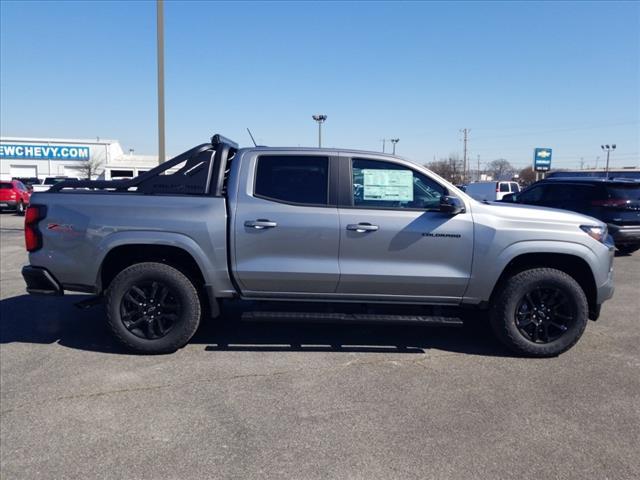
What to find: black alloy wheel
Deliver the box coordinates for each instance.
[120,280,181,340]
[490,268,589,357]
[514,287,575,344]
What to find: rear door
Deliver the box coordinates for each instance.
[496,182,511,200]
[233,153,340,294]
[336,156,474,301]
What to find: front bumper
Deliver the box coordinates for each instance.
[22,266,63,295]
[595,236,615,306]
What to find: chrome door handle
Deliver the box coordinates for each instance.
[346,223,379,233]
[244,219,278,229]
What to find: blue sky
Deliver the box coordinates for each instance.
[1,0,638,170]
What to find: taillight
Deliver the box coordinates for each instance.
[591,199,630,208]
[25,205,46,252]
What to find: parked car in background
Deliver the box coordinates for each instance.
[502,177,640,254]
[12,177,41,191]
[32,176,80,193]
[547,169,640,181]
[465,181,520,201]
[0,180,31,214]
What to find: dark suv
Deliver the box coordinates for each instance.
[503,177,640,254]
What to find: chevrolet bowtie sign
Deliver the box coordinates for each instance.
[533,148,552,171]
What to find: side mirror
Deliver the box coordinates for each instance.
[502,193,516,203]
[439,195,465,215]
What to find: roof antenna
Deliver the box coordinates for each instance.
[246,128,257,147]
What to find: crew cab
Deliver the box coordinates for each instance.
[21,135,615,357]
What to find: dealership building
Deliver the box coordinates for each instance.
[0,136,159,181]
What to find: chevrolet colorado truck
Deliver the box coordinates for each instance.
[21,134,615,356]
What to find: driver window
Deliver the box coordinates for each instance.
[351,158,445,210]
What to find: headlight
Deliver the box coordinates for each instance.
[580,225,608,243]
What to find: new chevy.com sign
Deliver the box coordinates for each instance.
[0,144,90,160]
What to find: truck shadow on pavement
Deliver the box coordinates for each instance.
[0,295,510,357]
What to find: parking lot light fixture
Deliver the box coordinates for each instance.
[312,114,327,148]
[601,144,617,179]
[390,138,400,155]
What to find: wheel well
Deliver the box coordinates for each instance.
[491,253,599,319]
[99,244,205,293]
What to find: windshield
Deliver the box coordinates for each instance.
[44,178,68,185]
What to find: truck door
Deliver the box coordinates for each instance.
[336,157,474,301]
[232,154,340,294]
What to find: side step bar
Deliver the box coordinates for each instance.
[241,311,463,326]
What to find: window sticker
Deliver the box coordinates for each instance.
[362,169,414,201]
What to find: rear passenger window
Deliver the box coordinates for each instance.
[255,155,329,206]
[511,183,520,193]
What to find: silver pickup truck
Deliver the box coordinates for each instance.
[22,134,615,356]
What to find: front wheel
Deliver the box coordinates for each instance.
[106,262,202,354]
[490,268,588,357]
[16,201,25,215]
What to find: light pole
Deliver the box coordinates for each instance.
[312,114,327,148]
[157,0,165,164]
[600,144,616,179]
[390,138,399,155]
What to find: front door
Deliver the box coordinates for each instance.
[233,154,340,294]
[337,157,474,301]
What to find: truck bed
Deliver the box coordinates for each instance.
[28,191,233,296]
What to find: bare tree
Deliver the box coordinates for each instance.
[425,153,465,184]
[487,159,515,181]
[518,166,536,186]
[76,157,103,180]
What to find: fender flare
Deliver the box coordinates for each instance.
[465,239,601,304]
[93,230,214,288]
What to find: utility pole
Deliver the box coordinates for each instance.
[381,138,386,153]
[156,0,165,164]
[460,128,470,183]
[580,157,584,170]
[477,154,480,181]
[312,114,327,147]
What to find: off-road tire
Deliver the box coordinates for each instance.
[490,268,588,357]
[106,262,201,354]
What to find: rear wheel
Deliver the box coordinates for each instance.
[490,268,588,357]
[617,245,639,255]
[106,262,201,354]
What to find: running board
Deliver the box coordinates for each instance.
[241,311,463,326]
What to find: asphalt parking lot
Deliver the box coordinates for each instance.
[1,212,639,479]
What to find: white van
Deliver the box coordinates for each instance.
[465,181,520,201]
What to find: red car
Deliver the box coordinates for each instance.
[0,180,31,215]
